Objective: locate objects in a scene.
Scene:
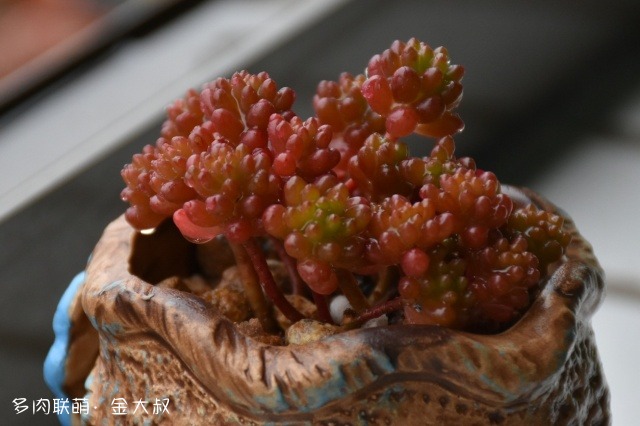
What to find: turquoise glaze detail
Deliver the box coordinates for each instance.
[253,338,395,413]
[44,271,86,426]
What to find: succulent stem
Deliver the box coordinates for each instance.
[311,291,334,324]
[347,297,404,329]
[369,266,397,304]
[336,269,369,313]
[243,238,305,324]
[228,242,278,333]
[269,237,306,296]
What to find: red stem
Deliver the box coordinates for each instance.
[336,269,369,313]
[311,291,333,324]
[369,266,397,305]
[228,242,277,333]
[243,238,304,323]
[269,236,306,296]
[349,297,404,328]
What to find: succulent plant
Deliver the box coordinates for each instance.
[121,38,571,335]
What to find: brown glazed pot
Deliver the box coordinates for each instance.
[60,187,610,425]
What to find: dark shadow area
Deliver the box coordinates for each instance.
[129,219,198,283]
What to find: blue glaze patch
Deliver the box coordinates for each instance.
[97,279,125,296]
[101,322,124,337]
[84,369,94,392]
[254,348,394,413]
[458,341,526,402]
[44,271,86,426]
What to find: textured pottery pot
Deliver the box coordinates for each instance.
[45,187,610,425]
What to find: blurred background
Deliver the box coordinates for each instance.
[1,0,639,424]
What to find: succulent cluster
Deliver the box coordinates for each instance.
[122,38,571,333]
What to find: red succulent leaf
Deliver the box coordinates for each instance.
[363,38,465,139]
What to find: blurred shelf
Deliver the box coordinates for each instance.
[0,0,207,113]
[0,0,349,223]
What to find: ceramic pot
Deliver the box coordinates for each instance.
[45,187,610,425]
